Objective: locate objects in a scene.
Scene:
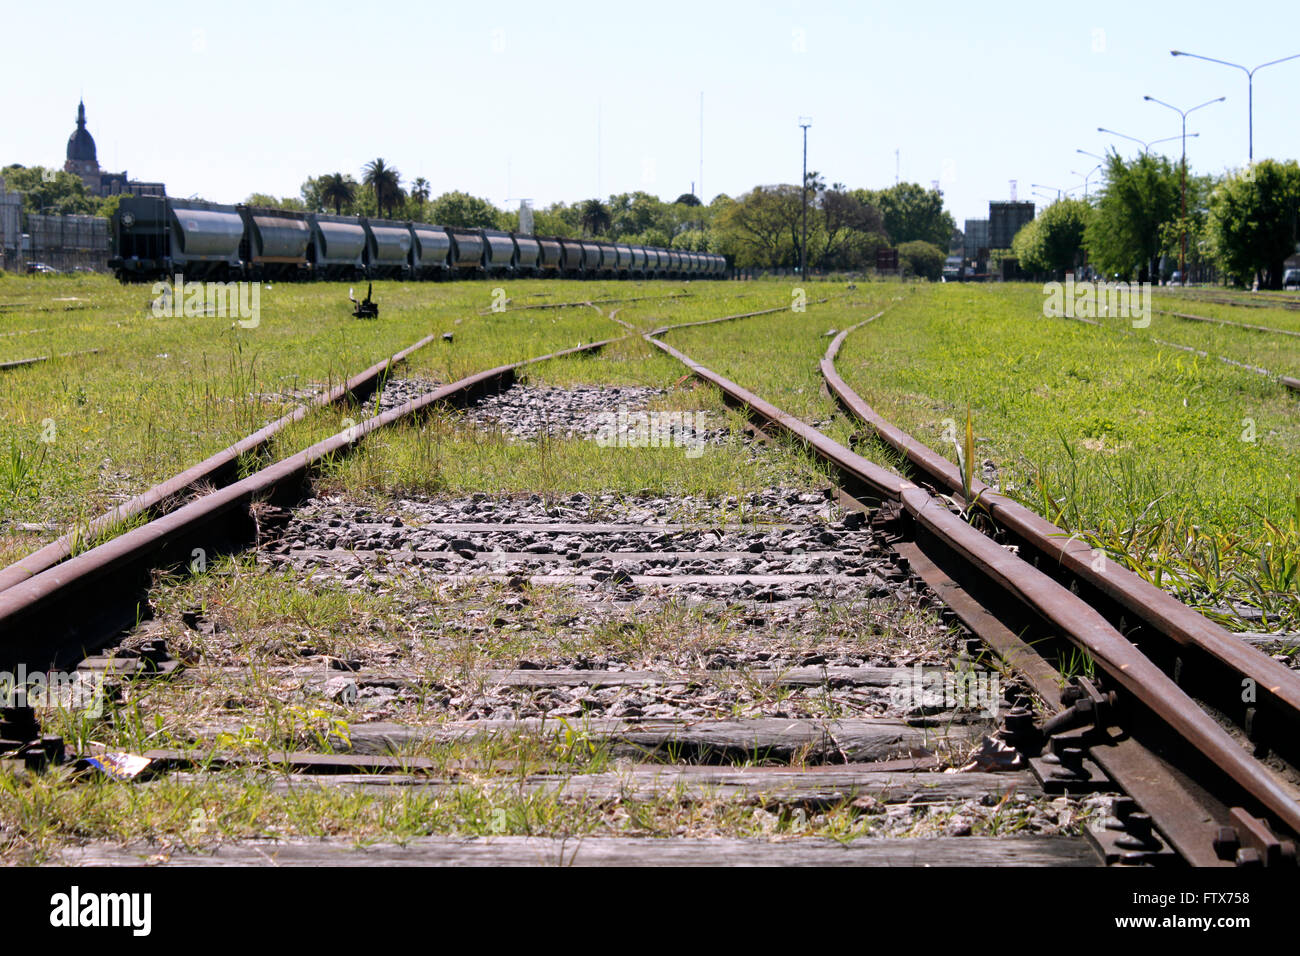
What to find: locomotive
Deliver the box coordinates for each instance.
[108,196,726,282]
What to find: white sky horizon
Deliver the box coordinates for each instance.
[5,0,1296,225]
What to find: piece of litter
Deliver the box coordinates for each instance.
[85,752,152,780]
[952,736,1024,773]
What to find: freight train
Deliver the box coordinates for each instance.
[108,196,727,282]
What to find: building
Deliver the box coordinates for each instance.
[963,218,989,260]
[0,178,22,271]
[63,100,165,198]
[988,201,1035,251]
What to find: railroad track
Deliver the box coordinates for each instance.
[1,297,1296,868]
[1161,288,1300,312]
[1051,303,1300,393]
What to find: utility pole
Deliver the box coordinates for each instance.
[699,92,704,205]
[799,118,811,277]
[1144,95,1224,279]
[700,92,705,236]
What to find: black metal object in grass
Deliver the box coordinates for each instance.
[349,283,378,319]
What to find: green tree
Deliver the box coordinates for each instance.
[306,173,358,215]
[857,182,954,248]
[1011,198,1093,275]
[608,191,671,240]
[897,240,945,280]
[362,158,403,218]
[97,193,123,223]
[1,165,100,215]
[244,193,306,210]
[1158,172,1218,279]
[533,202,580,237]
[671,227,709,252]
[713,185,801,268]
[428,191,500,228]
[812,182,883,269]
[1085,151,1179,281]
[675,192,702,207]
[579,199,612,236]
[1207,160,1300,288]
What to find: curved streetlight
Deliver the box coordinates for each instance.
[1144,95,1225,277]
[1171,50,1300,161]
[1076,148,1106,162]
[1071,165,1103,200]
[1030,182,1081,200]
[1096,128,1194,154]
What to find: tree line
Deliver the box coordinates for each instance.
[1012,153,1300,289]
[288,160,958,275]
[3,155,959,276]
[245,159,951,275]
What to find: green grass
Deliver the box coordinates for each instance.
[836,283,1300,629]
[1,275,1099,861]
[0,274,733,567]
[1153,290,1300,334]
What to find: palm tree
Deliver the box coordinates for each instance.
[579,198,611,237]
[319,173,356,215]
[363,158,403,218]
[411,177,430,204]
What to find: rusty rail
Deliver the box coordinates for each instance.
[646,328,1300,864]
[821,318,1300,767]
[0,332,440,596]
[0,336,624,666]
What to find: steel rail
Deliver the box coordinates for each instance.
[645,330,1300,852]
[0,335,625,666]
[1046,307,1300,392]
[821,318,1300,749]
[477,292,694,315]
[1155,308,1300,338]
[1163,288,1300,312]
[646,299,832,337]
[0,332,441,596]
[0,348,100,372]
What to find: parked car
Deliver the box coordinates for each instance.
[1284,268,1300,291]
[26,262,57,274]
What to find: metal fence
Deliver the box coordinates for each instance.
[8,213,111,273]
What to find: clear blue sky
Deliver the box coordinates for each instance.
[6,0,1297,224]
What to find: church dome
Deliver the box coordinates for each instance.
[66,100,97,164]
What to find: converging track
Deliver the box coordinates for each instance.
[2,292,1297,867]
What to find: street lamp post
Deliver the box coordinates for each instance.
[1071,165,1102,200]
[1171,50,1300,161]
[1144,95,1224,280]
[799,118,811,278]
[1096,128,1194,155]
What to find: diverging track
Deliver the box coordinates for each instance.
[3,292,1296,867]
